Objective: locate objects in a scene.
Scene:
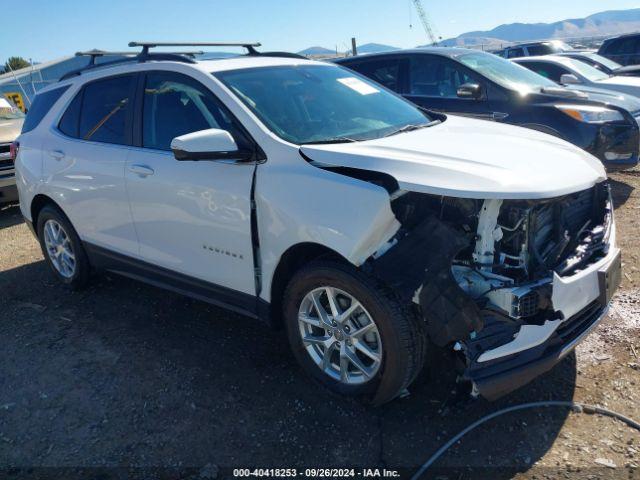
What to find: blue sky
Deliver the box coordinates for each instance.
[2,0,639,62]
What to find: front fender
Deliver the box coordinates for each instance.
[257,161,400,302]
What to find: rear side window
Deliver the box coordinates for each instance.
[526,45,552,56]
[610,37,638,55]
[507,48,524,59]
[58,90,83,137]
[521,62,568,83]
[79,75,136,145]
[350,59,402,92]
[59,75,136,145]
[21,86,69,133]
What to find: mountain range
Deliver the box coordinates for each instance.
[297,43,398,56]
[439,8,640,48]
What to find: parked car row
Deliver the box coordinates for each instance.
[0,96,24,204]
[12,41,621,405]
[336,48,640,170]
[490,32,640,67]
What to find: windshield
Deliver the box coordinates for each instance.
[214,65,432,144]
[0,98,25,120]
[584,53,622,71]
[562,58,610,82]
[458,52,557,94]
[550,41,573,52]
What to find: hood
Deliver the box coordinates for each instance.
[0,118,24,144]
[596,76,640,96]
[300,115,606,200]
[614,64,640,76]
[566,85,640,112]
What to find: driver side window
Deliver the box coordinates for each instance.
[521,62,568,83]
[142,72,244,151]
[409,56,478,98]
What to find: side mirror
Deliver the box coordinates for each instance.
[171,128,253,161]
[457,83,483,99]
[560,74,581,85]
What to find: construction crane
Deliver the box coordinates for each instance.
[411,0,440,46]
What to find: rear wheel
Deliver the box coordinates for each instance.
[36,205,90,289]
[283,260,426,401]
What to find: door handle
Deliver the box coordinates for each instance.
[49,150,65,161]
[129,164,155,177]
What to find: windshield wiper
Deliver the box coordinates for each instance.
[383,120,441,138]
[302,137,358,145]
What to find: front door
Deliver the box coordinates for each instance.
[404,55,505,121]
[125,71,257,300]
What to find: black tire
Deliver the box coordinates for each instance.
[36,204,91,290]
[283,260,426,403]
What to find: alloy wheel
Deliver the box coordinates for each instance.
[297,286,383,384]
[43,219,76,279]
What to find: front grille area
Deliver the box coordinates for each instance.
[496,182,610,281]
[0,143,12,170]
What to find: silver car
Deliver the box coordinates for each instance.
[0,97,24,204]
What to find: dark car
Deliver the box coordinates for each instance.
[599,33,640,66]
[335,48,640,170]
[558,51,640,77]
[496,40,574,59]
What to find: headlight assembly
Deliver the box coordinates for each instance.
[556,105,625,124]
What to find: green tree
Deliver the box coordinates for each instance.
[2,56,30,74]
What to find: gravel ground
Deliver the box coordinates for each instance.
[0,169,639,479]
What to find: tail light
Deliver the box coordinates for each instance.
[9,141,19,162]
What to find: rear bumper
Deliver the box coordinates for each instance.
[0,169,17,203]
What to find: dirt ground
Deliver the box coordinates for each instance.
[0,169,639,480]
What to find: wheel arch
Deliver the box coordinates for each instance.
[30,194,64,235]
[268,242,348,328]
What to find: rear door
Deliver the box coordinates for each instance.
[43,74,139,256]
[124,70,257,299]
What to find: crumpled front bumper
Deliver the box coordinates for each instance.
[463,244,621,400]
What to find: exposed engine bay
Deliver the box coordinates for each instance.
[366,179,616,401]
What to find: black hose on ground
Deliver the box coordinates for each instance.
[411,400,640,480]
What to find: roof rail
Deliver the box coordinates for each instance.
[59,48,199,81]
[59,41,306,82]
[76,49,204,65]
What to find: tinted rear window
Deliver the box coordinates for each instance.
[77,75,136,145]
[58,90,83,137]
[21,86,69,133]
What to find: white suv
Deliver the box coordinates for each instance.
[15,43,621,404]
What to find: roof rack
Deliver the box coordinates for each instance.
[128,41,307,59]
[60,41,306,82]
[129,41,262,55]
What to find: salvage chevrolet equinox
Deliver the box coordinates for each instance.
[15,42,621,404]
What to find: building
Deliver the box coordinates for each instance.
[0,54,127,112]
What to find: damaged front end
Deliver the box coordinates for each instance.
[368,181,621,400]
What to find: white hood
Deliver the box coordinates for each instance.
[300,115,606,200]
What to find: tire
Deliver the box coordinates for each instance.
[36,204,91,290]
[283,260,426,403]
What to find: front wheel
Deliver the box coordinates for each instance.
[283,261,426,402]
